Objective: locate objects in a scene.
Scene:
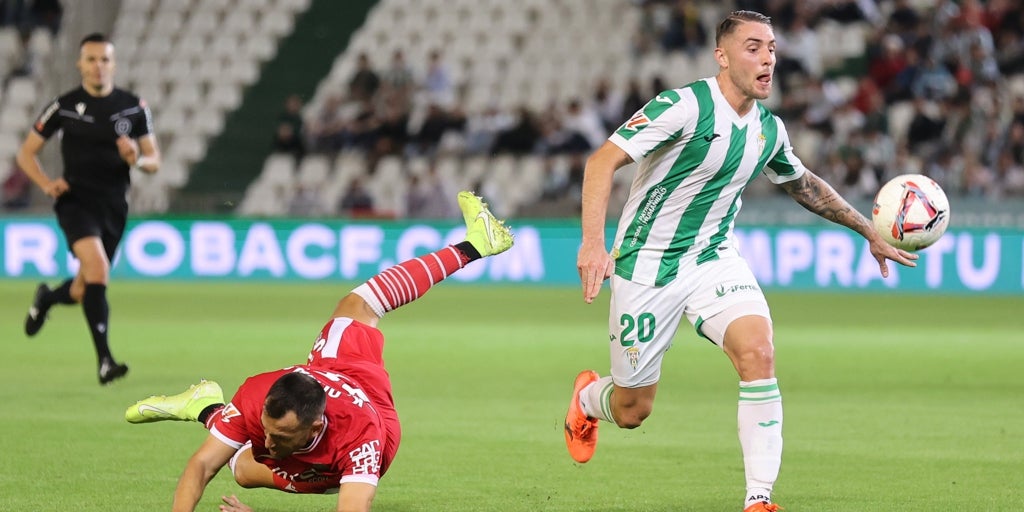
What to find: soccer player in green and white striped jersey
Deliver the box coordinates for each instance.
[563,10,919,512]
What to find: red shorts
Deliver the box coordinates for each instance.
[307,318,401,475]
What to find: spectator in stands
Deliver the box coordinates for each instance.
[31,0,61,33]
[272,121,306,163]
[412,103,457,156]
[961,151,997,198]
[288,185,322,217]
[338,177,375,217]
[491,106,540,155]
[838,147,879,200]
[660,0,707,56]
[906,97,946,157]
[307,94,347,154]
[464,105,514,155]
[380,49,415,113]
[278,94,306,143]
[405,166,457,219]
[911,54,957,100]
[348,53,380,103]
[593,78,626,132]
[995,148,1024,196]
[423,49,454,107]
[868,34,908,94]
[621,79,648,121]
[995,24,1024,75]
[563,98,608,151]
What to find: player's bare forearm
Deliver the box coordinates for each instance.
[336,482,376,512]
[779,172,879,242]
[578,141,630,302]
[172,460,211,512]
[173,437,233,512]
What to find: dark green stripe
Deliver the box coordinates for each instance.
[696,107,780,264]
[656,123,747,283]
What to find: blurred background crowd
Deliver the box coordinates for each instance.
[2,0,1023,221]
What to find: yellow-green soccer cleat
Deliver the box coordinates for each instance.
[125,380,224,424]
[457,191,514,257]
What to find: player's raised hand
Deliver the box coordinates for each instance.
[868,237,918,278]
[219,495,253,512]
[116,134,139,166]
[577,241,614,304]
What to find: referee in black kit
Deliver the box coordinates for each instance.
[16,33,161,385]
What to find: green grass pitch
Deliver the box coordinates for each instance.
[0,279,1021,511]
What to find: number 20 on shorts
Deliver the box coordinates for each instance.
[618,313,656,347]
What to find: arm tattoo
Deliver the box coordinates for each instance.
[778,172,876,239]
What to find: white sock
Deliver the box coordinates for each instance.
[578,376,616,423]
[738,378,783,509]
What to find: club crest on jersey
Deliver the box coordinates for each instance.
[220,403,241,423]
[115,117,132,136]
[757,133,766,155]
[75,102,86,116]
[626,346,640,370]
[623,111,650,131]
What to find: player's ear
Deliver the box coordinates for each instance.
[714,46,728,68]
[311,419,325,436]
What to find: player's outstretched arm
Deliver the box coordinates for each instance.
[578,141,632,304]
[173,435,236,512]
[336,482,376,512]
[778,171,917,277]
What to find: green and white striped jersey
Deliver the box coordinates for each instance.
[608,77,807,286]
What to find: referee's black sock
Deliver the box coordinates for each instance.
[45,278,76,307]
[82,283,113,362]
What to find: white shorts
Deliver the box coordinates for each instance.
[608,254,771,388]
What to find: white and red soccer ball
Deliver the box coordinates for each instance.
[872,174,950,251]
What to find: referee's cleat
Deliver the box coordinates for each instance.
[125,380,224,424]
[98,359,129,385]
[564,370,600,463]
[743,502,782,512]
[458,191,513,257]
[24,283,50,336]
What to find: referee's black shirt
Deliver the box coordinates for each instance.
[33,86,154,201]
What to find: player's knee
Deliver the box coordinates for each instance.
[612,396,653,429]
[733,339,775,378]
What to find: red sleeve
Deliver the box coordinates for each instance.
[209,374,274,449]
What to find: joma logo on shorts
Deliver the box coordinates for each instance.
[715,284,759,297]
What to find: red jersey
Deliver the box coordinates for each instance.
[210,318,401,493]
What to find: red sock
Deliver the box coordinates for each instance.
[365,246,470,312]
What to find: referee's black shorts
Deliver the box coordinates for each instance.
[54,191,128,262]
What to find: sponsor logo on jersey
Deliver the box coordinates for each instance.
[349,440,382,475]
[623,111,650,131]
[715,283,760,298]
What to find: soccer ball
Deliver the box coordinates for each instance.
[871,174,950,251]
